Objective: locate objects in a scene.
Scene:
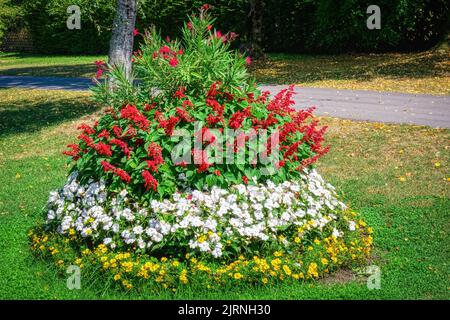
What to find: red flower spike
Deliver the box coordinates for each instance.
[142,170,158,192]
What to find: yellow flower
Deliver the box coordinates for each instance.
[233,273,243,280]
[172,260,180,267]
[294,237,301,243]
[307,263,319,278]
[273,251,282,257]
[434,162,441,168]
[282,265,292,276]
[197,235,207,243]
[179,269,188,284]
[314,238,320,245]
[114,274,121,281]
[262,277,268,284]
[321,258,328,266]
[161,257,168,262]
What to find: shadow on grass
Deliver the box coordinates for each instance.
[0,64,95,78]
[0,88,100,137]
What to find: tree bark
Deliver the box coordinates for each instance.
[108,0,137,79]
[248,0,265,58]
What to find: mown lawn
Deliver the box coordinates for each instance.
[0,88,448,299]
[1,49,449,95]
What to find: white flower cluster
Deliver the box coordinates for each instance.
[45,170,351,258]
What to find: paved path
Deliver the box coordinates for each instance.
[1,75,449,128]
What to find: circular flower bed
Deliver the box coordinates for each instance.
[30,7,372,292]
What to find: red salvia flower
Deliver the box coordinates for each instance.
[120,104,149,130]
[242,176,249,184]
[110,138,132,157]
[146,143,164,172]
[174,86,186,99]
[98,130,110,139]
[78,133,95,148]
[101,160,116,173]
[77,124,95,135]
[182,100,193,108]
[94,142,112,157]
[176,108,193,122]
[158,116,180,136]
[112,125,123,137]
[142,170,158,192]
[63,144,81,160]
[115,168,131,183]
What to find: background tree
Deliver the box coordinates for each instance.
[108,0,137,79]
[248,0,265,58]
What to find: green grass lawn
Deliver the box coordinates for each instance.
[1,50,449,95]
[0,88,449,299]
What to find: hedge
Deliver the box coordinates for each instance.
[19,0,450,54]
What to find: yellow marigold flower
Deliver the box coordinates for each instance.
[292,274,299,280]
[273,251,282,257]
[307,246,314,251]
[197,235,207,243]
[69,228,75,236]
[314,239,320,245]
[307,263,319,278]
[233,273,243,280]
[359,220,367,227]
[172,260,180,267]
[114,274,121,281]
[39,245,45,251]
[294,237,301,243]
[321,258,328,265]
[262,277,268,284]
[179,269,188,284]
[282,265,292,276]
[161,257,168,262]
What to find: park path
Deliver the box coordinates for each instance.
[1,75,449,128]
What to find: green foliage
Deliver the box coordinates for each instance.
[22,0,115,54]
[11,0,450,54]
[69,11,330,200]
[0,0,22,48]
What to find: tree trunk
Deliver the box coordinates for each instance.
[248,0,265,58]
[108,0,137,79]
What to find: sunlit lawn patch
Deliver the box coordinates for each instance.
[249,50,450,95]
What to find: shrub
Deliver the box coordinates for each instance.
[31,7,372,291]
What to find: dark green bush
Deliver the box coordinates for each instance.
[17,0,450,54]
